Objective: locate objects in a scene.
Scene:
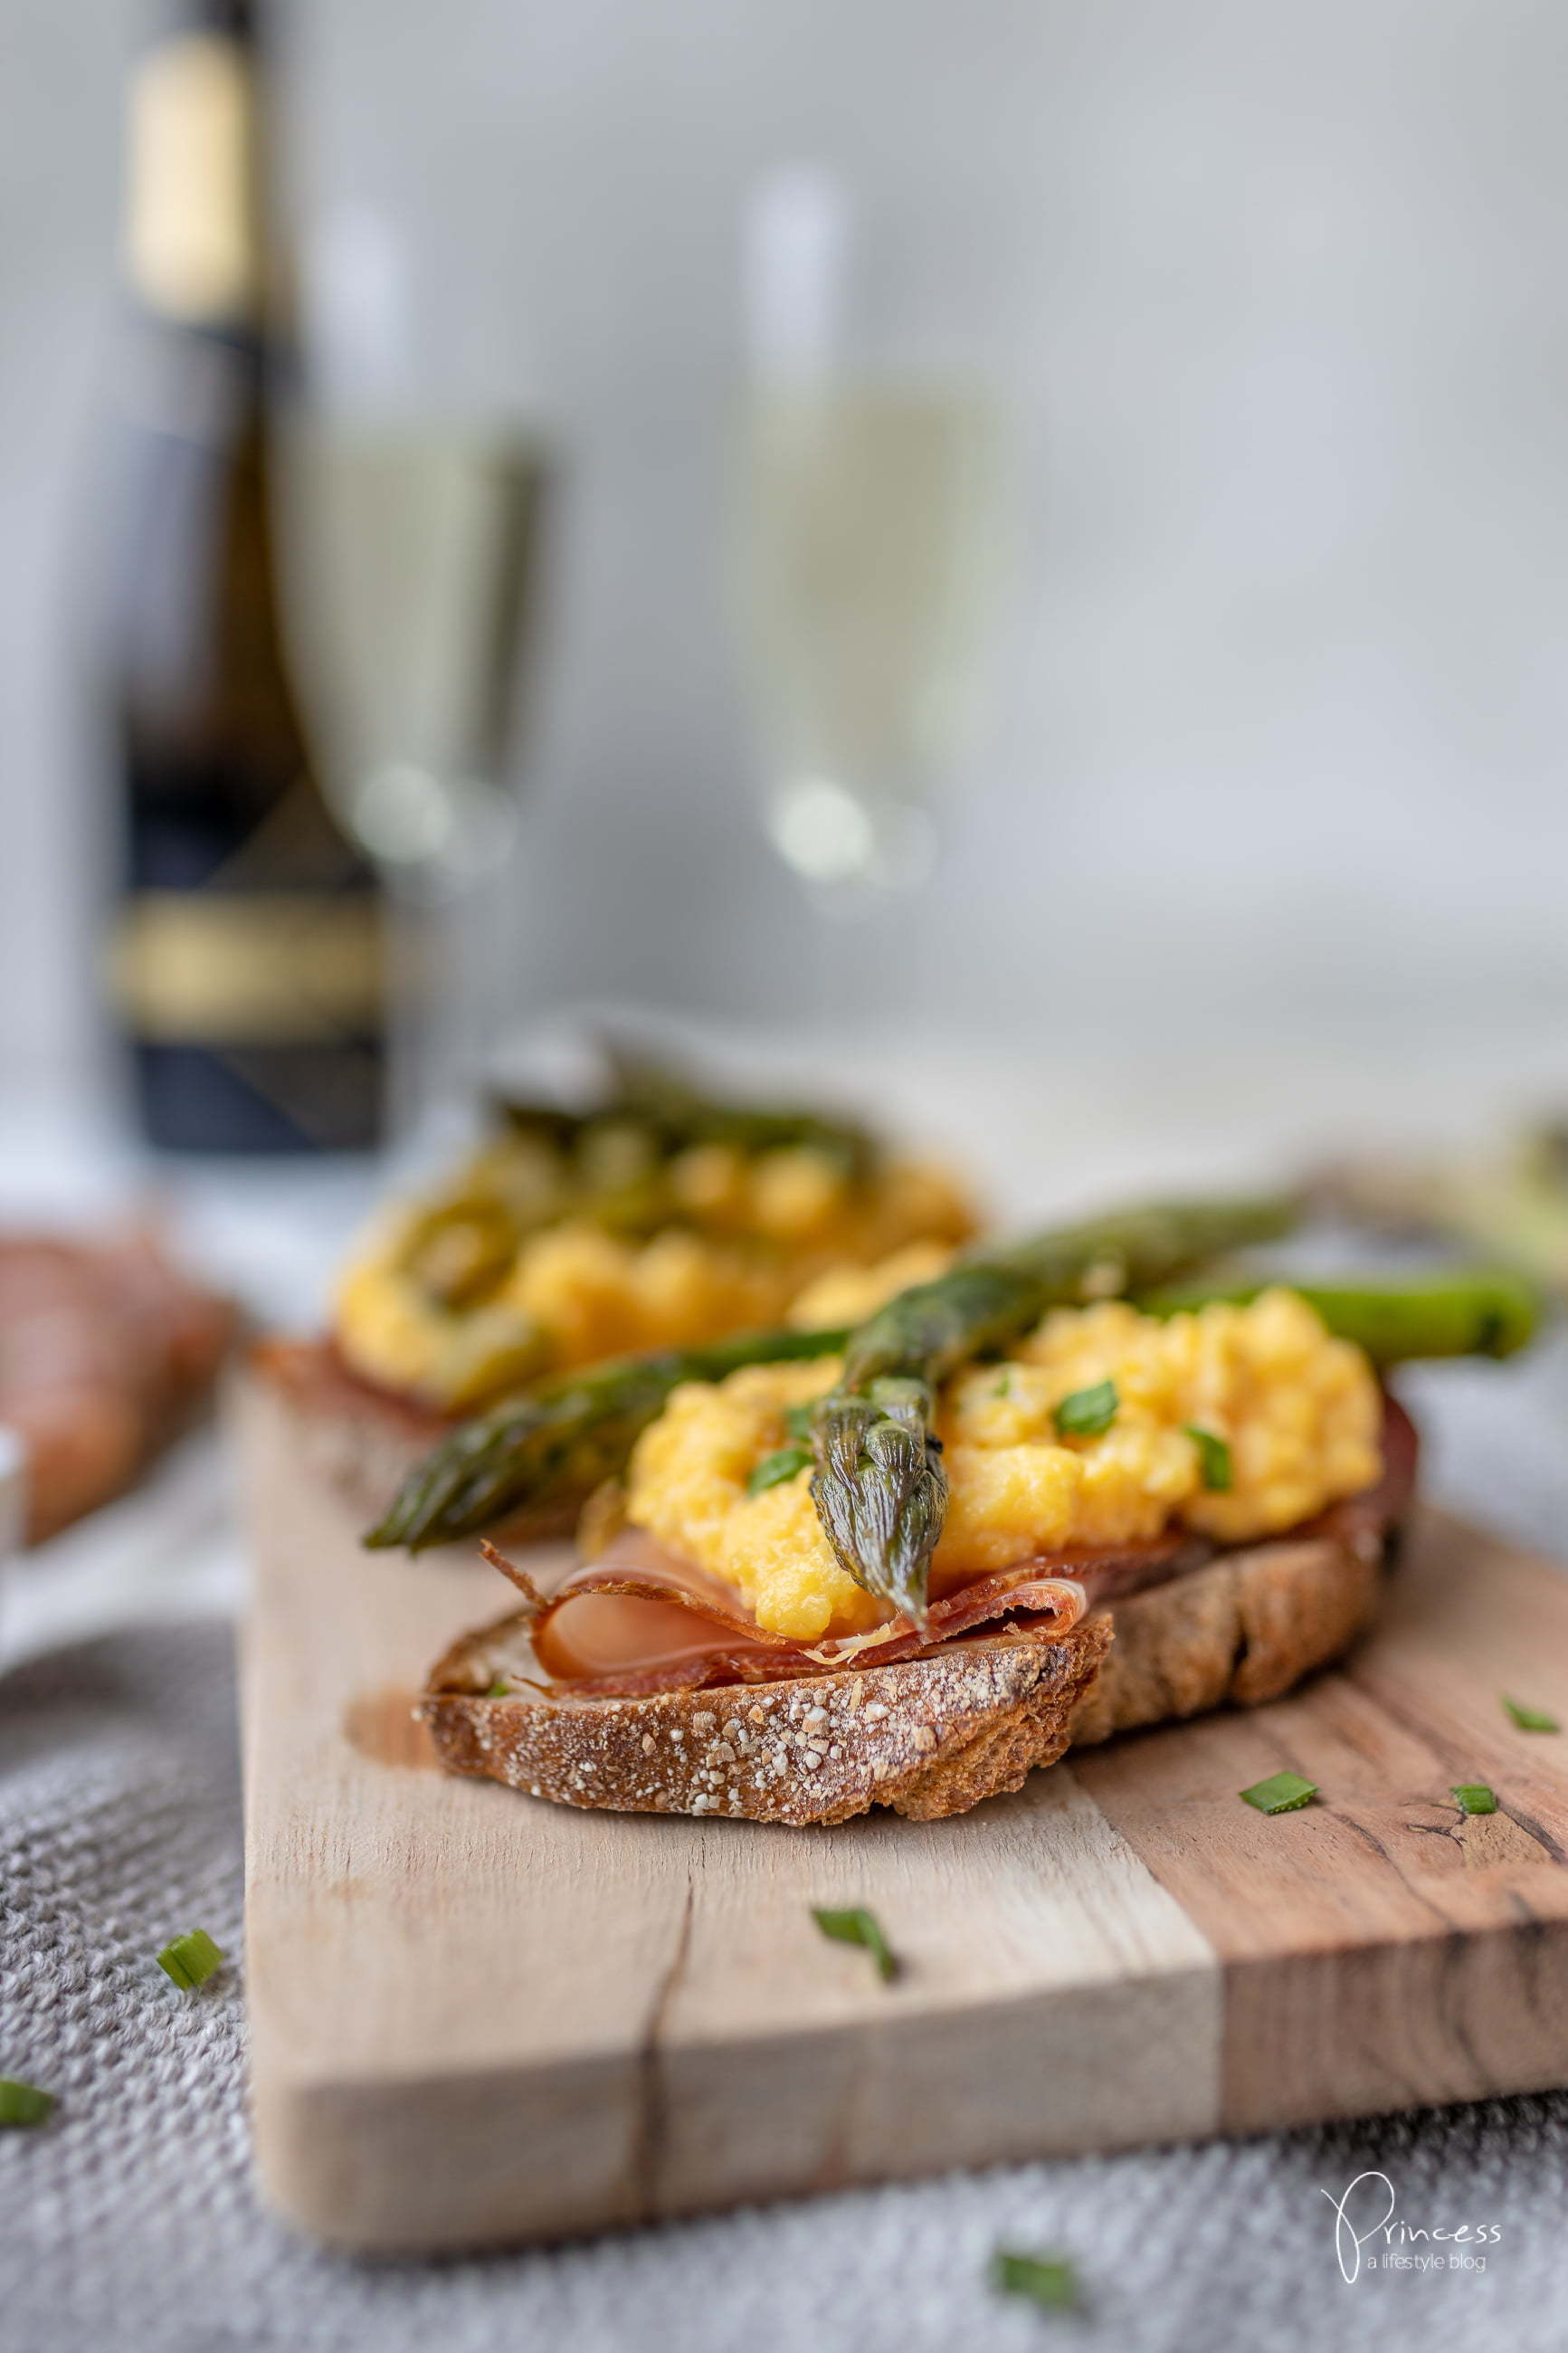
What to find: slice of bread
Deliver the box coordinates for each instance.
[252,1338,577,1543]
[421,1528,1383,1824]
[424,1617,1113,1826]
[1066,1529,1381,1744]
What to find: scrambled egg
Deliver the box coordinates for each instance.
[623,1290,1383,1642]
[785,1241,955,1330]
[334,1145,971,1409]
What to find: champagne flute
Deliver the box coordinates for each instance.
[278,420,553,1142]
[735,167,1007,902]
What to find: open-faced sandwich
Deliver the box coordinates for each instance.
[386,1196,1537,1825]
[258,1048,975,1527]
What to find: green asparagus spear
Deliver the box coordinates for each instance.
[365,1322,852,1553]
[601,1047,880,1176]
[1136,1268,1540,1362]
[807,1196,1297,1625]
[493,1050,878,1182]
[365,1211,1539,1559]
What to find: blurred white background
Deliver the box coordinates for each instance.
[6,0,1568,1100]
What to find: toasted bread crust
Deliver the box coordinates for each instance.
[252,1338,576,1543]
[1065,1531,1379,1744]
[422,1527,1383,1824]
[424,1619,1113,1825]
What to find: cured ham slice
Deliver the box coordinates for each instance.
[497,1529,1193,1699]
[1313,1390,1419,1547]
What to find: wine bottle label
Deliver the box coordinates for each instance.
[111,891,384,1044]
[126,33,258,326]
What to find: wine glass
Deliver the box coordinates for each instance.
[733,166,1007,902]
[278,420,552,1145]
[274,205,556,1147]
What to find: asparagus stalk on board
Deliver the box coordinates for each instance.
[365,1234,1539,1559]
[364,1323,851,1554]
[1136,1268,1540,1363]
[370,1198,1292,1560]
[806,1196,1299,1627]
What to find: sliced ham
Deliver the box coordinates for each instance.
[1311,1390,1419,1547]
[524,1533,1107,1694]
[511,1522,1201,1696]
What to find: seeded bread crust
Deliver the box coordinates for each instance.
[1066,1530,1380,1745]
[423,1619,1114,1825]
[252,1338,576,1543]
[422,1528,1384,1824]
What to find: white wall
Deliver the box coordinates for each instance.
[5,0,1568,1091]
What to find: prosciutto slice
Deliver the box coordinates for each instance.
[497,1392,1419,1700]
[1313,1390,1419,1547]
[521,1538,1190,1696]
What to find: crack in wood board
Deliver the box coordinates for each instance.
[631,1875,698,2224]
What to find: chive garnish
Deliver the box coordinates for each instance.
[1503,1696,1560,1732]
[1475,1309,1506,1356]
[1183,1424,1233,1491]
[156,1929,223,1992]
[811,1905,898,1982]
[0,2078,54,2127]
[1452,1783,1497,1815]
[783,1403,816,1442]
[993,1370,1013,1399]
[992,2250,1079,2311]
[1053,1379,1117,1439]
[486,1678,510,1699]
[1240,1770,1317,1815]
[748,1445,812,1496]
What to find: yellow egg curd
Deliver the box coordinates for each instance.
[332,1144,972,1410]
[622,1290,1383,1643]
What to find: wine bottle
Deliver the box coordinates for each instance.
[107,0,386,1152]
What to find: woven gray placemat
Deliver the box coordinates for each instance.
[5,1624,1566,2353]
[5,1335,1568,2353]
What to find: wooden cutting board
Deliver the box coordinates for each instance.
[237,1378,1568,2254]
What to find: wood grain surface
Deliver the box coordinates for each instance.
[235,1380,1568,2253]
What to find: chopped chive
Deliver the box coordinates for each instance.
[991,2250,1079,2311]
[747,1445,812,1497]
[783,1403,816,1442]
[486,1678,511,1699]
[1503,1695,1560,1733]
[0,2078,54,2127]
[1240,1770,1317,1815]
[156,1929,224,1992]
[1452,1783,1497,1815]
[993,1370,1013,1399]
[811,1905,898,1982]
[1183,1424,1233,1492]
[1053,1378,1117,1439]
